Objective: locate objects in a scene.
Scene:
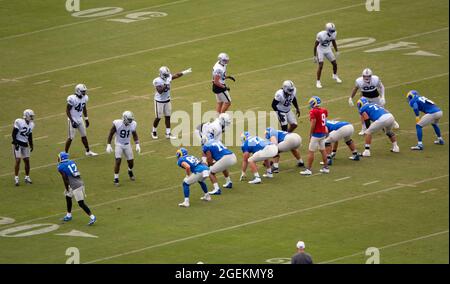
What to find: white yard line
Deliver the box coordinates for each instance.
[84,174,448,263]
[319,230,449,264]
[139,150,155,156]
[363,180,380,186]
[334,176,351,182]
[112,90,129,95]
[33,135,48,141]
[0,0,191,41]
[420,188,441,194]
[60,83,74,88]
[88,86,102,91]
[33,79,51,85]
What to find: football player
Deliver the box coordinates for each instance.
[357,98,400,156]
[176,148,211,208]
[406,90,445,150]
[57,152,96,225]
[313,23,342,89]
[202,137,237,195]
[240,132,278,184]
[271,80,301,132]
[300,96,329,175]
[212,53,235,114]
[265,127,304,173]
[11,109,35,186]
[324,119,360,165]
[195,113,231,145]
[106,111,141,186]
[65,84,98,156]
[152,66,192,139]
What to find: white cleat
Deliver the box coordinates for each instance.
[362,150,371,157]
[166,133,177,139]
[178,201,190,208]
[248,177,262,184]
[24,176,32,184]
[358,129,365,136]
[85,151,98,157]
[300,169,312,176]
[391,145,400,153]
[332,74,342,83]
[200,194,211,201]
[14,177,19,186]
[151,131,158,139]
[319,167,330,174]
[263,173,273,178]
[316,81,323,89]
[393,121,400,129]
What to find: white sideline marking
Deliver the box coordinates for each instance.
[112,90,129,95]
[57,141,66,145]
[89,143,102,147]
[363,180,380,186]
[140,151,155,156]
[10,3,371,81]
[89,86,102,91]
[34,136,48,141]
[396,183,417,188]
[84,175,449,263]
[0,0,191,41]
[33,80,51,85]
[319,230,449,264]
[420,188,441,194]
[60,83,74,88]
[334,176,351,182]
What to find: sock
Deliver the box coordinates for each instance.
[273,163,279,168]
[392,141,398,147]
[25,175,29,179]
[184,197,189,203]
[352,151,358,155]
[182,182,190,198]
[166,128,171,135]
[432,124,442,138]
[114,174,119,179]
[66,213,72,217]
[417,141,423,146]
[66,196,72,213]
[213,183,219,190]
[77,200,92,216]
[365,144,370,150]
[266,169,272,174]
[225,177,231,183]
[15,176,19,180]
[199,181,208,193]
[254,173,260,178]
[128,168,133,172]
[152,127,157,132]
[416,124,423,142]
[90,214,95,220]
[297,159,303,164]
[332,150,337,157]
[327,154,332,159]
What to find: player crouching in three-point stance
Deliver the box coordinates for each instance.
[300,96,329,175]
[152,66,192,140]
[314,23,341,89]
[265,127,304,173]
[176,148,211,208]
[106,111,141,186]
[406,90,445,150]
[357,98,400,156]
[272,80,301,132]
[212,52,235,114]
[324,119,360,165]
[240,132,278,184]
[12,109,35,186]
[65,84,97,156]
[57,152,96,225]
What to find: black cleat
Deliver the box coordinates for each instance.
[128,170,135,181]
[114,178,119,187]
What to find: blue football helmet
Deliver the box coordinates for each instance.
[58,152,69,163]
[357,97,369,110]
[308,96,321,108]
[176,147,188,159]
[240,131,250,143]
[406,90,419,101]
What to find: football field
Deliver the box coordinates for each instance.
[0,0,448,264]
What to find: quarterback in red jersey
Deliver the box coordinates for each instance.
[300,96,330,175]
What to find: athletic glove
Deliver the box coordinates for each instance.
[277,112,286,123]
[181,68,192,75]
[296,109,300,117]
[135,144,141,154]
[85,119,90,128]
[106,144,113,154]
[415,117,420,124]
[379,97,386,106]
[348,97,354,107]
[71,120,79,128]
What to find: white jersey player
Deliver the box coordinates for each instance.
[271,80,301,132]
[313,23,342,89]
[106,111,140,186]
[151,66,192,140]
[65,84,97,156]
[11,109,35,186]
[195,113,231,145]
[212,53,235,114]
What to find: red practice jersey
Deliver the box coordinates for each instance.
[309,107,328,135]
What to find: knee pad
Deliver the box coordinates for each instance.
[386,131,395,138]
[325,142,332,147]
[345,139,353,146]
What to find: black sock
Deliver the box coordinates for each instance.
[66,196,72,213]
[78,200,92,216]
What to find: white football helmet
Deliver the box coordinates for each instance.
[122,111,135,125]
[218,52,230,65]
[362,68,373,83]
[218,113,231,127]
[325,22,336,33]
[23,109,35,121]
[159,66,171,80]
[282,80,295,95]
[75,84,87,97]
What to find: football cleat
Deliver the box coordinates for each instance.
[320,167,330,174]
[166,133,177,139]
[391,145,400,153]
[300,169,312,176]
[62,215,72,222]
[114,178,119,187]
[24,176,32,184]
[358,129,365,136]
[316,81,322,89]
[200,194,211,201]
[178,201,190,208]
[208,188,222,195]
[349,154,360,161]
[85,151,98,157]
[332,74,342,83]
[14,177,19,186]
[151,131,158,139]
[223,181,233,189]
[434,139,445,145]
[88,216,96,226]
[297,161,305,167]
[362,150,371,157]
[128,170,135,181]
[263,173,273,178]
[272,166,280,173]
[248,177,262,184]
[410,144,423,151]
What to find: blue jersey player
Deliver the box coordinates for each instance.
[357,98,400,156]
[176,148,211,208]
[240,132,278,184]
[265,127,304,173]
[324,120,360,164]
[202,138,237,195]
[57,152,96,225]
[406,90,445,150]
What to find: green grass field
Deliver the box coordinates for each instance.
[0,0,448,264]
